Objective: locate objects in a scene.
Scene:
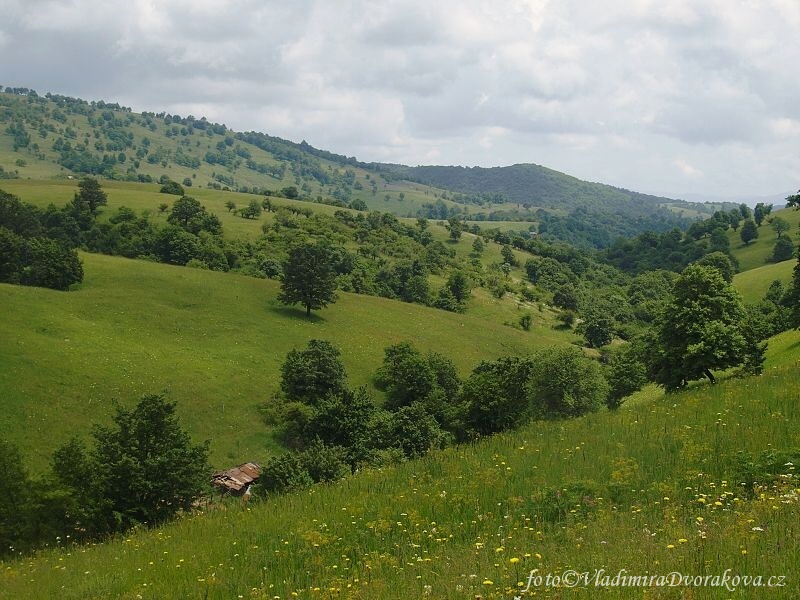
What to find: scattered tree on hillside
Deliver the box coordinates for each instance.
[278,243,339,317]
[280,339,347,404]
[74,176,107,214]
[740,218,758,245]
[770,216,790,238]
[771,236,795,263]
[446,216,463,241]
[240,199,262,219]
[753,202,772,226]
[787,190,800,210]
[643,264,763,391]
[52,394,209,535]
[159,180,184,196]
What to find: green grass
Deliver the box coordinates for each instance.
[728,207,800,272]
[2,330,798,599]
[0,252,575,472]
[733,258,796,304]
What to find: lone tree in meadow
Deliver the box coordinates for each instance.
[643,264,763,391]
[278,243,339,317]
[74,176,107,214]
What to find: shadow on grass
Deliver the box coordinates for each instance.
[267,304,328,323]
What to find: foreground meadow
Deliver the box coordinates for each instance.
[1,330,798,599]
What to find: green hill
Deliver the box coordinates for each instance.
[728,206,800,272]
[733,258,796,304]
[1,89,728,246]
[2,330,797,599]
[0,252,574,471]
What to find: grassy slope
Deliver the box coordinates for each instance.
[728,207,800,272]
[0,252,575,471]
[2,331,798,599]
[733,259,796,304]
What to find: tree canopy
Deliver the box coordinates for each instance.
[643,264,761,391]
[278,243,339,317]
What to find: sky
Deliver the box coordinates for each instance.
[2,0,799,201]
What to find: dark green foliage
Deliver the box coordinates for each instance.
[462,356,535,435]
[281,186,299,199]
[446,216,463,241]
[643,265,754,391]
[0,226,83,290]
[786,190,800,210]
[0,440,32,554]
[159,180,184,196]
[74,177,107,214]
[552,284,579,311]
[770,216,790,238]
[167,196,222,235]
[303,388,377,466]
[298,439,351,483]
[694,251,735,283]
[278,243,339,317]
[240,199,262,219]
[753,202,772,226]
[740,218,758,245]
[259,453,314,494]
[501,244,517,266]
[519,313,532,331]
[376,342,436,410]
[577,309,615,348]
[89,394,209,530]
[789,257,800,328]
[50,394,209,537]
[280,339,347,405]
[378,403,448,459]
[605,343,647,409]
[771,236,795,263]
[528,346,609,418]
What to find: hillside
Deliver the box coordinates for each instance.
[727,206,800,272]
[0,89,727,246]
[2,330,798,599]
[733,258,796,304]
[0,251,575,471]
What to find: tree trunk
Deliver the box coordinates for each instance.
[306,304,311,318]
[703,368,716,384]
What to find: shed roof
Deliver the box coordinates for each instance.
[211,462,262,492]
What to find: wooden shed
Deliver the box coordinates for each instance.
[211,462,262,495]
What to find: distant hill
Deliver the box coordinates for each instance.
[1,87,731,247]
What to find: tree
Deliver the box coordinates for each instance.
[643,265,755,391]
[52,394,210,534]
[787,189,800,210]
[771,236,795,262]
[528,346,609,418]
[694,251,735,283]
[159,180,184,196]
[240,199,262,219]
[789,254,800,329]
[740,218,758,245]
[280,339,347,404]
[605,343,647,410]
[770,216,790,238]
[281,186,299,199]
[225,200,236,212]
[577,309,615,347]
[471,236,484,255]
[754,202,772,226]
[501,244,518,266]
[446,217,463,241]
[278,243,339,317]
[74,177,107,214]
[375,342,436,410]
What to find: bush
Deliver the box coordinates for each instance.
[528,346,608,418]
[159,180,185,196]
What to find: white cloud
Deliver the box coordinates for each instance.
[0,0,798,197]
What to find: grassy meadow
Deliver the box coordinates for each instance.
[727,206,800,272]
[733,259,796,305]
[0,251,575,472]
[1,330,797,599]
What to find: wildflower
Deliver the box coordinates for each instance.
[510,557,520,564]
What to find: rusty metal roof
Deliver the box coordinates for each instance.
[211,462,262,492]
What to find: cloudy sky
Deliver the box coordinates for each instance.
[2,0,799,200]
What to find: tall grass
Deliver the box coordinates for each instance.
[2,332,798,598]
